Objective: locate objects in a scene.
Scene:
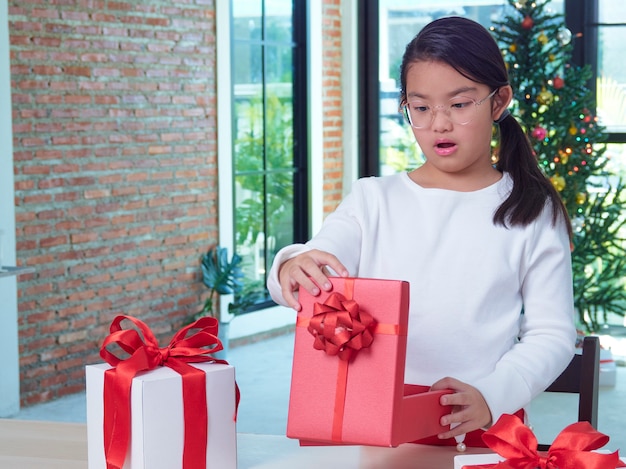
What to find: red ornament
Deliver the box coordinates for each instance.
[531,126,547,140]
[553,76,565,90]
[522,16,534,30]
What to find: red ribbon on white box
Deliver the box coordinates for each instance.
[464,414,625,469]
[99,315,239,469]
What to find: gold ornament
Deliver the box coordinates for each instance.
[576,193,587,205]
[509,44,517,53]
[537,88,553,105]
[550,175,566,192]
[569,125,577,135]
[558,150,569,165]
[538,33,548,45]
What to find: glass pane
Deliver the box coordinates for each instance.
[234,95,264,173]
[264,89,293,171]
[605,143,626,182]
[599,0,626,24]
[232,0,297,309]
[265,170,294,277]
[232,2,262,41]
[265,44,293,84]
[233,42,263,85]
[265,5,293,43]
[596,25,626,132]
[234,173,265,280]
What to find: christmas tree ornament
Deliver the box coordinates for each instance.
[557,28,572,45]
[550,175,566,192]
[553,76,564,89]
[531,126,547,140]
[537,88,553,105]
[521,16,534,30]
[538,32,548,45]
[492,0,626,338]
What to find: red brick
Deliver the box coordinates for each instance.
[8,0,344,410]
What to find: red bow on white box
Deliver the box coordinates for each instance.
[463,414,625,469]
[100,315,239,469]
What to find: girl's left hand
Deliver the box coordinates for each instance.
[429,377,492,439]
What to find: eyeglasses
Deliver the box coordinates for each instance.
[400,89,498,129]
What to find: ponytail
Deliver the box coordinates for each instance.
[494,113,573,240]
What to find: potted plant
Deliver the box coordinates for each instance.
[194,246,244,358]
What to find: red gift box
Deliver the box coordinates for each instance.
[287,277,452,447]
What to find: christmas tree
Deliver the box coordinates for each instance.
[491,0,626,332]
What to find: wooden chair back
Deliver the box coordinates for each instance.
[537,335,600,451]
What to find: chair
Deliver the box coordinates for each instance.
[537,335,600,451]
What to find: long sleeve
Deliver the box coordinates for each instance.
[267,172,576,420]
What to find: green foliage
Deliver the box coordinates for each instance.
[232,90,295,304]
[234,93,294,248]
[492,0,626,332]
[198,246,244,320]
[571,184,626,332]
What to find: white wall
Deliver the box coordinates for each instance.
[0,1,21,416]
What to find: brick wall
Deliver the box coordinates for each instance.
[9,1,345,407]
[322,0,344,215]
[9,0,219,406]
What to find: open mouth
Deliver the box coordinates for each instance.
[436,142,455,148]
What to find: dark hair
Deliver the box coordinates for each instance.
[400,16,572,239]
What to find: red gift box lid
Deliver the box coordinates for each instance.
[287,277,451,447]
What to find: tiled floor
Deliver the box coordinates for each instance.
[12,331,626,452]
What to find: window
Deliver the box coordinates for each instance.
[230,1,308,311]
[596,1,626,135]
[365,1,567,176]
[593,1,626,194]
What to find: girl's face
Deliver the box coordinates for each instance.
[404,60,510,184]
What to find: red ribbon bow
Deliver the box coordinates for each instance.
[472,413,625,469]
[100,315,239,469]
[308,291,377,361]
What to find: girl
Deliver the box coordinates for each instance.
[267,16,576,448]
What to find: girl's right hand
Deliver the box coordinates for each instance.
[277,249,349,311]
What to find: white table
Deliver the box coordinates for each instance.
[0,419,494,469]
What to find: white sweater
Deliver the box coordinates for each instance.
[267,172,576,424]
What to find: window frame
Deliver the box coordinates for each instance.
[567,1,626,143]
[359,0,626,174]
[216,1,315,329]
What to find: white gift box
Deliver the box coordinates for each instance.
[86,362,237,469]
[454,453,504,468]
[454,451,626,468]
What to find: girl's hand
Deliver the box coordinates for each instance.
[277,249,349,311]
[430,377,492,439]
